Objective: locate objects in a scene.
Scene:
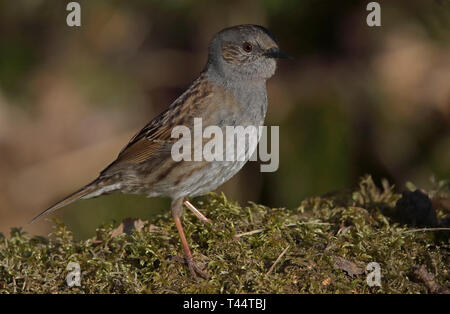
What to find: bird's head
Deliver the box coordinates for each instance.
[207,24,289,82]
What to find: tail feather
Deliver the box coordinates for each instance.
[29,180,99,224]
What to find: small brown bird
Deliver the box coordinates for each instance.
[31,24,287,279]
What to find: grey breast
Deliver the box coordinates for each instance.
[178,79,268,198]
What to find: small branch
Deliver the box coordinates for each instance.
[266,245,290,275]
[184,200,211,224]
[233,228,265,239]
[293,221,332,226]
[233,221,331,239]
[402,227,450,233]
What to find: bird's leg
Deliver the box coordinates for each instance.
[184,200,211,224]
[171,198,210,280]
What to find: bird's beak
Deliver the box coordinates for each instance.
[264,48,292,59]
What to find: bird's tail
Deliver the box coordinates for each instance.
[29,179,101,224]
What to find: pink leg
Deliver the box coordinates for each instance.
[172,198,210,280]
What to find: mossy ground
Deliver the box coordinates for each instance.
[0,176,448,293]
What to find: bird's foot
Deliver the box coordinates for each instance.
[185,255,210,281]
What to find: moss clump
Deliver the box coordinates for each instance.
[0,175,448,293]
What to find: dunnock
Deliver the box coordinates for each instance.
[31,24,287,279]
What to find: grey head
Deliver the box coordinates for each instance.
[206,24,287,82]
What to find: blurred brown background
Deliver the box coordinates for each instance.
[0,0,449,239]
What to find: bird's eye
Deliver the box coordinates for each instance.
[242,42,253,53]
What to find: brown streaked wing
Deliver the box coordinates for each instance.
[112,108,179,166]
[114,136,171,164]
[104,73,212,170]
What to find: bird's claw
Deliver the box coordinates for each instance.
[185,256,210,281]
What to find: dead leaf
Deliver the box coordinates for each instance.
[306,263,316,270]
[111,218,149,237]
[322,277,331,286]
[414,264,448,294]
[333,256,364,278]
[432,197,450,212]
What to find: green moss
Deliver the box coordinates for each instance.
[0,175,448,293]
